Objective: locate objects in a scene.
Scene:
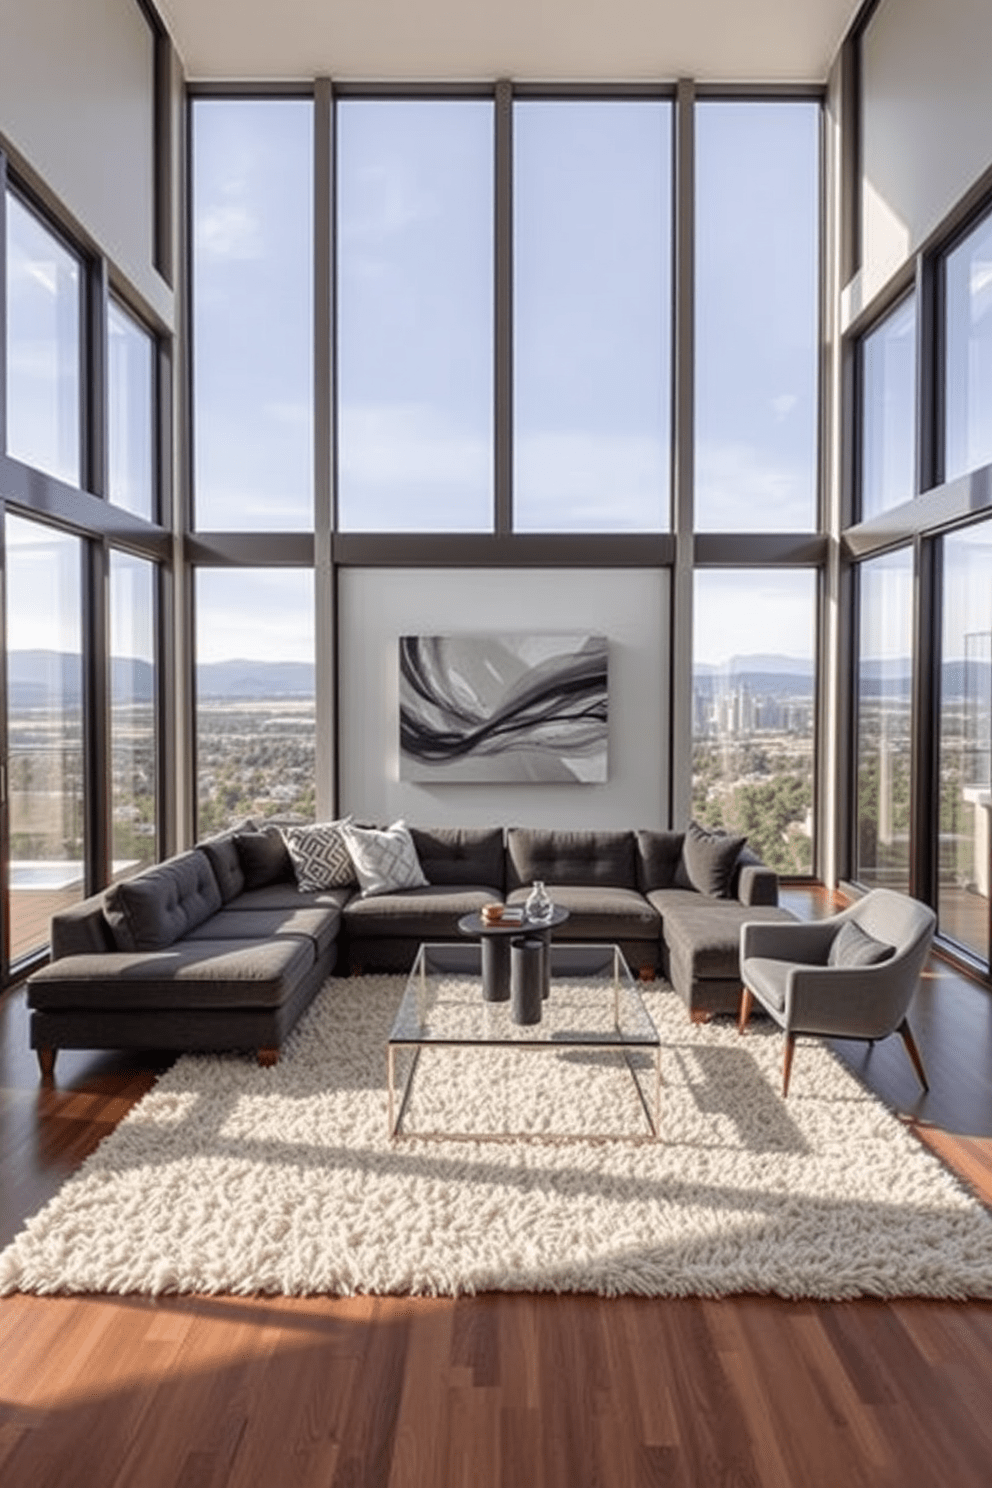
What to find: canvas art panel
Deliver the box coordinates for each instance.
[399,633,608,783]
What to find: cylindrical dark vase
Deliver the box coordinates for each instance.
[510,937,544,1025]
[481,935,511,1002]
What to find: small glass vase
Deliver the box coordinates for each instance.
[525,879,554,924]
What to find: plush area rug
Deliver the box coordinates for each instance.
[3,975,992,1300]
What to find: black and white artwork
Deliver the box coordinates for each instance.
[399,633,608,783]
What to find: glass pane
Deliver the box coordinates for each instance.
[5,515,84,961]
[861,294,916,520]
[945,211,992,483]
[108,300,155,520]
[694,102,819,532]
[938,522,992,963]
[191,99,313,530]
[195,569,315,834]
[856,548,914,893]
[337,100,494,531]
[513,100,671,532]
[110,552,157,880]
[692,570,816,874]
[5,194,81,485]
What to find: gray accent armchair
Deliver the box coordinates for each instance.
[738,889,937,1097]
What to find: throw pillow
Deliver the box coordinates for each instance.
[341,819,429,899]
[281,819,356,892]
[828,919,895,968]
[680,819,747,899]
[233,827,293,892]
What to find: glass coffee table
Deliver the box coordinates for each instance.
[387,942,662,1143]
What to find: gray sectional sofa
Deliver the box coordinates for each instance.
[25,821,792,1077]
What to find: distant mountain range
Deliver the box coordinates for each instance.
[3,650,985,711]
[6,651,315,709]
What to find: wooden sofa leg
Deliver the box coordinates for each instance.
[897,1018,929,1093]
[257,1047,279,1068]
[638,966,656,983]
[689,1009,712,1025]
[782,1033,797,1098]
[37,1046,57,1080]
[738,987,754,1035]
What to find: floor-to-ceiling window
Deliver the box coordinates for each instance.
[694,100,820,533]
[191,97,314,531]
[109,552,158,880]
[513,98,672,532]
[4,194,81,487]
[860,294,917,521]
[194,568,315,834]
[692,570,816,873]
[938,521,992,963]
[4,515,84,962]
[855,548,914,893]
[336,98,493,532]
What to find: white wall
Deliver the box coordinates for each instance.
[339,567,669,830]
[857,0,992,305]
[0,0,172,322]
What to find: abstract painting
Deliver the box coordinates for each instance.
[399,634,608,783]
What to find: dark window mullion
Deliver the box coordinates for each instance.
[494,79,512,536]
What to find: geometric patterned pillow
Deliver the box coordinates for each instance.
[339,819,428,899]
[280,819,355,892]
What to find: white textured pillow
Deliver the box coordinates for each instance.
[341,820,428,898]
[281,819,355,891]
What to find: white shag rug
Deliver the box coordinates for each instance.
[3,975,992,1300]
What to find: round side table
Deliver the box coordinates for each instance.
[457,905,570,1003]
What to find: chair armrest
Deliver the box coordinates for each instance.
[786,961,908,1038]
[736,865,779,907]
[741,918,837,963]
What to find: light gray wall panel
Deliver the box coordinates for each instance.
[339,567,669,830]
[0,0,171,321]
[859,0,992,301]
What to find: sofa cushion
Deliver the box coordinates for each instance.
[27,936,315,1013]
[199,818,258,903]
[103,850,223,953]
[234,827,294,891]
[506,884,660,941]
[410,826,505,890]
[344,885,501,939]
[635,830,685,893]
[281,819,356,891]
[184,905,340,959]
[653,889,793,981]
[680,821,747,898]
[828,919,895,968]
[342,820,429,898]
[226,882,353,914]
[506,829,637,892]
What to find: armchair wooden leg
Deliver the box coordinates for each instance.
[689,1008,712,1025]
[782,1033,797,1098]
[738,987,754,1035]
[257,1047,279,1068]
[37,1046,57,1080]
[897,1018,929,1092]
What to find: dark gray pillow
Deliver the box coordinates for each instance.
[104,850,223,952]
[680,820,747,899]
[234,827,294,891]
[828,919,895,968]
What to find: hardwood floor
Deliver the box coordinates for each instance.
[2,887,992,1488]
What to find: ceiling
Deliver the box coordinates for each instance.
[157,0,863,85]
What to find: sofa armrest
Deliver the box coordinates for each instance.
[736,864,779,907]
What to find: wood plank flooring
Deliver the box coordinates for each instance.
[2,887,992,1488]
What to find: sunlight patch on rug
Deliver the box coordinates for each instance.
[2,976,992,1300]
